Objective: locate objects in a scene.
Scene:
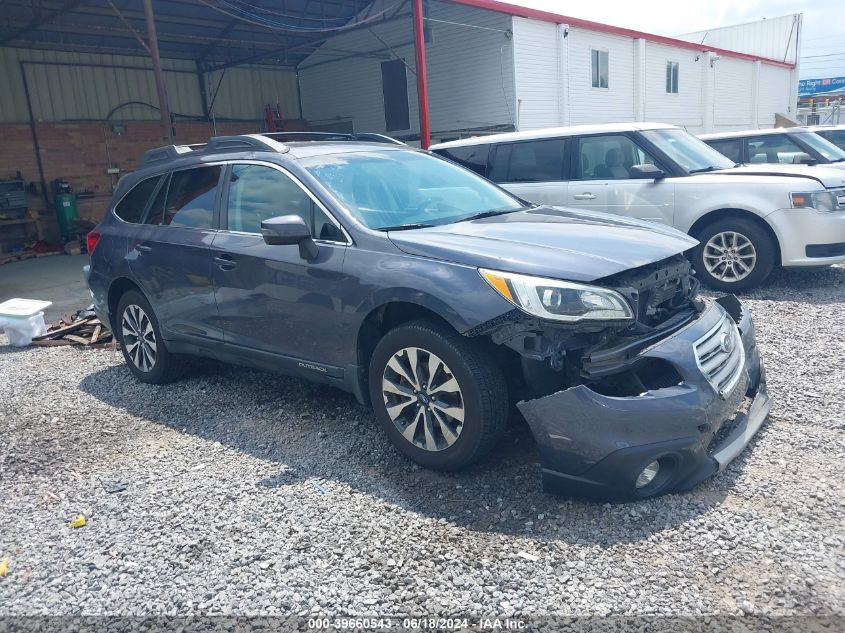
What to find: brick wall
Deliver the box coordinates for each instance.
[0,120,261,234]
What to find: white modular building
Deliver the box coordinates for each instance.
[298,0,800,143]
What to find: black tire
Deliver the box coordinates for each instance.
[116,290,186,384]
[368,319,508,471]
[692,217,776,292]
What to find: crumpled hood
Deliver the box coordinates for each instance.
[388,207,698,282]
[715,164,845,189]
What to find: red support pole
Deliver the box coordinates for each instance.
[412,0,431,149]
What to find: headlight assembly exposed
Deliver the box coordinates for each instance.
[791,191,838,213]
[479,268,634,322]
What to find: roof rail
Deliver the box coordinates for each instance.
[138,134,289,167]
[261,131,405,145]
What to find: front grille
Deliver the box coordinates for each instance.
[694,314,745,398]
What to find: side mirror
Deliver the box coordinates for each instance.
[629,163,665,180]
[261,215,318,259]
[792,152,817,165]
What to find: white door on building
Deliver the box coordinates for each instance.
[567,134,675,225]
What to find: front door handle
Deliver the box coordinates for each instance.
[136,242,153,254]
[214,254,237,270]
[573,193,596,200]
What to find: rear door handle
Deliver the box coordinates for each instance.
[136,243,153,253]
[573,193,596,200]
[214,254,237,270]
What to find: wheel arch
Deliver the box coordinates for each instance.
[107,277,145,331]
[354,299,459,406]
[687,208,782,266]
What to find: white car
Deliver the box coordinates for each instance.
[804,125,845,153]
[431,123,845,291]
[699,127,845,169]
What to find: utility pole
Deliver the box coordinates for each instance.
[143,0,174,140]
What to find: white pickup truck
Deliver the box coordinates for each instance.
[432,123,845,291]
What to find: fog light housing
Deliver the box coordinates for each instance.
[635,461,660,488]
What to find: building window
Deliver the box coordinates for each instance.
[591,49,609,89]
[666,61,679,93]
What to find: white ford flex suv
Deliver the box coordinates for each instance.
[431,123,845,291]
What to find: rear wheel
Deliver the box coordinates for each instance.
[116,290,186,384]
[368,320,508,471]
[692,217,776,292]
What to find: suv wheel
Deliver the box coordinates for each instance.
[116,290,186,384]
[368,320,508,471]
[692,218,775,292]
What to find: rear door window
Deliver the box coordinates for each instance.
[114,175,162,223]
[225,164,344,242]
[435,144,491,177]
[160,166,222,228]
[747,135,804,164]
[488,139,566,183]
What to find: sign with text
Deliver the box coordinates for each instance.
[799,76,845,96]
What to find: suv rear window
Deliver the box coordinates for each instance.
[114,176,162,223]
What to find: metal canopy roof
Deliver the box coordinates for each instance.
[0,0,387,69]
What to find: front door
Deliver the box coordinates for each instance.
[127,165,223,342]
[211,162,351,369]
[568,134,675,225]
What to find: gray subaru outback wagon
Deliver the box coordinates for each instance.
[85,132,770,500]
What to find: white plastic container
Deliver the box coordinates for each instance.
[0,298,52,347]
[0,312,47,347]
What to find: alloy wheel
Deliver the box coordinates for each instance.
[381,346,465,452]
[702,231,757,283]
[121,304,157,372]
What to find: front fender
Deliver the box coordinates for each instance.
[343,248,514,334]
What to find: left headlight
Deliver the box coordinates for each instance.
[479,268,634,323]
[791,191,839,213]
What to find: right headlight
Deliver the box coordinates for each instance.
[791,191,839,213]
[479,268,634,323]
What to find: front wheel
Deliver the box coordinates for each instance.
[692,218,776,292]
[368,320,508,471]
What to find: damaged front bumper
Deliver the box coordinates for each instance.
[517,296,771,500]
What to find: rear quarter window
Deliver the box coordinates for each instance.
[113,175,162,223]
[707,139,742,164]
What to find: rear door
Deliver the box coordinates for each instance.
[210,161,350,369]
[127,165,223,343]
[567,134,675,225]
[488,138,568,206]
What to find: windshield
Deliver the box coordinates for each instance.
[797,132,845,162]
[301,150,525,230]
[641,128,735,173]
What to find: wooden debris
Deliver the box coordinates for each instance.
[32,309,116,349]
[30,339,74,347]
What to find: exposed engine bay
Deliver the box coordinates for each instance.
[474,255,706,398]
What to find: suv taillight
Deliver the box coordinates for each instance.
[86,230,102,254]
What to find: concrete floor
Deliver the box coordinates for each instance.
[0,254,90,323]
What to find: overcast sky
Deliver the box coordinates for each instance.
[511,0,845,79]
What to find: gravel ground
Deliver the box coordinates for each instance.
[1,265,843,623]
